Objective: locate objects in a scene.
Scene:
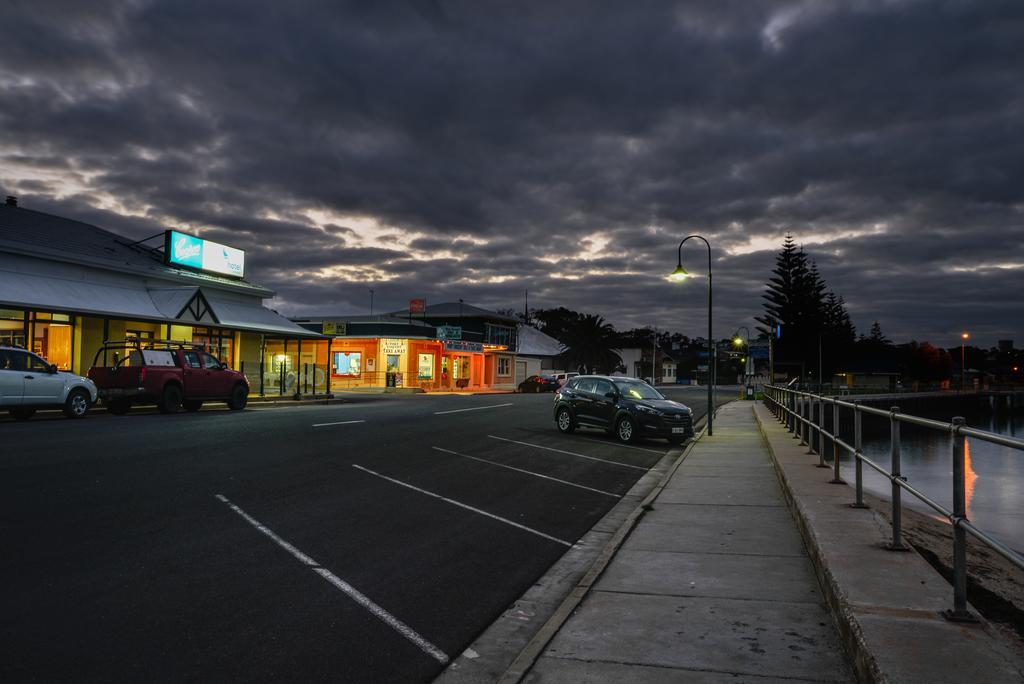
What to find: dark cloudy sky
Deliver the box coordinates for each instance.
[2,0,1022,347]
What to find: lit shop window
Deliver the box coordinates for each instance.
[418,353,434,380]
[31,311,73,370]
[334,351,361,376]
[497,356,511,376]
[0,309,27,348]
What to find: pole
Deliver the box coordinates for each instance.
[818,333,823,393]
[369,289,374,317]
[944,416,976,622]
[652,326,657,384]
[889,406,907,550]
[961,339,966,392]
[707,270,713,436]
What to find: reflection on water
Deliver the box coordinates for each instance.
[841,401,1024,552]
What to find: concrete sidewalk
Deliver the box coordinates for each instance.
[522,402,853,682]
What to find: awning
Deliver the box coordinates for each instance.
[204,295,322,337]
[0,267,166,320]
[0,267,321,338]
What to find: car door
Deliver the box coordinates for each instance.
[201,352,232,397]
[572,377,598,424]
[181,350,209,397]
[0,349,26,406]
[589,379,618,428]
[22,352,66,405]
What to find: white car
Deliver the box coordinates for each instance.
[553,371,580,386]
[0,346,98,420]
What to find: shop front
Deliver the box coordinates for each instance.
[0,202,325,397]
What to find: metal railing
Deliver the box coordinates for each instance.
[763,384,1024,622]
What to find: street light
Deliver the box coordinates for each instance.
[961,332,969,392]
[733,326,752,394]
[669,235,714,436]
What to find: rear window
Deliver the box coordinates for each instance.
[142,350,176,366]
[575,377,597,394]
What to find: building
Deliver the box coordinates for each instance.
[0,199,325,396]
[515,324,565,384]
[615,346,677,384]
[294,302,519,391]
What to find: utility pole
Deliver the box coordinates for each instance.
[369,289,374,317]
[651,326,658,385]
[524,290,529,324]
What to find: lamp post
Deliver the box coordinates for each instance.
[669,235,714,436]
[733,326,751,394]
[369,288,374,317]
[961,332,969,392]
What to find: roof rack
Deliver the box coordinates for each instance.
[100,338,208,351]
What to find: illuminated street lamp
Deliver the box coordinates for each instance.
[733,326,753,392]
[961,332,969,392]
[669,235,714,436]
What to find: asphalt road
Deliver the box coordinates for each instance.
[1,387,726,682]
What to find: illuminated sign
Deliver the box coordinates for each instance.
[436,325,462,340]
[165,230,245,278]
[409,298,426,313]
[444,340,483,353]
[379,338,407,356]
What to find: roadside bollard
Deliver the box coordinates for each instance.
[888,406,907,550]
[943,417,976,622]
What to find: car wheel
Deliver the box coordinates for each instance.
[158,384,183,414]
[556,407,575,433]
[615,415,638,443]
[183,399,203,412]
[63,389,91,419]
[10,408,35,421]
[227,383,248,410]
[106,399,131,415]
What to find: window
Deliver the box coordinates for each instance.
[485,324,514,348]
[28,354,51,372]
[192,326,235,364]
[201,352,222,369]
[594,379,614,396]
[497,356,511,376]
[576,378,597,394]
[30,311,74,370]
[0,309,27,348]
[418,353,434,379]
[183,351,202,369]
[333,351,361,376]
[0,349,27,370]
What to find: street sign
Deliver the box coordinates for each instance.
[436,325,462,340]
[323,322,336,335]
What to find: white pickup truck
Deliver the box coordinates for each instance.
[0,346,98,420]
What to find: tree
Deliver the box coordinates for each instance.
[559,314,622,374]
[533,307,584,343]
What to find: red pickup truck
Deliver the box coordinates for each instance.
[88,341,249,414]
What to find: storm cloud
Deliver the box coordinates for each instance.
[2,0,1022,346]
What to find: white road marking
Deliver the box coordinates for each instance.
[351,464,573,547]
[434,403,514,415]
[215,494,449,665]
[486,435,648,471]
[431,447,619,498]
[572,435,667,455]
[312,419,366,427]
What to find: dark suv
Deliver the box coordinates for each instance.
[553,375,694,444]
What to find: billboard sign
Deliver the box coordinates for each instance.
[436,325,462,340]
[165,230,245,278]
[443,340,483,353]
[409,298,426,313]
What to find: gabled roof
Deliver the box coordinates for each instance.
[0,204,272,297]
[517,325,565,356]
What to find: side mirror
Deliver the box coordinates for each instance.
[48,364,59,374]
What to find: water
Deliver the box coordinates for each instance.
[839,399,1024,553]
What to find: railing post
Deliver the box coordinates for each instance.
[798,396,807,446]
[888,406,907,550]
[816,395,827,466]
[851,403,868,508]
[943,416,976,622]
[830,399,845,483]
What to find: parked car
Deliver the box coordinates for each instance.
[552,371,580,386]
[0,346,97,420]
[552,375,694,444]
[87,340,249,414]
[518,374,560,393]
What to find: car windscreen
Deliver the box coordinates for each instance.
[613,380,664,400]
